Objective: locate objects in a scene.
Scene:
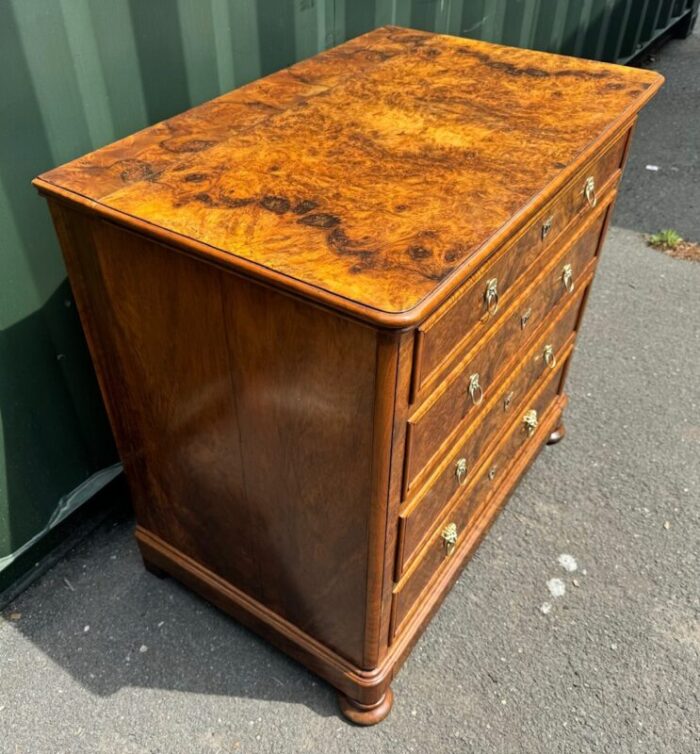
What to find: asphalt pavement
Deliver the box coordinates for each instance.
[1,31,699,754]
[614,29,700,241]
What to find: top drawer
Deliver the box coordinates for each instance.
[412,126,629,400]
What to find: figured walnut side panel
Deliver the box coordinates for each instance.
[218,270,379,668]
[52,204,382,668]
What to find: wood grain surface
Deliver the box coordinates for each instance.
[392,365,567,634]
[35,26,662,324]
[49,203,384,668]
[34,28,662,721]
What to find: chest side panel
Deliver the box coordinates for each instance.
[219,272,380,666]
[52,203,379,667]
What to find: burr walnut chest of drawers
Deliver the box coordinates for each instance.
[34,27,662,725]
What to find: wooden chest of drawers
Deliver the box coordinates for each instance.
[34,27,662,725]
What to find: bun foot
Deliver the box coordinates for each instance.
[338,687,394,726]
[143,559,167,579]
[547,422,566,446]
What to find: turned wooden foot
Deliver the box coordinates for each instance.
[143,559,167,579]
[337,687,394,725]
[547,421,566,445]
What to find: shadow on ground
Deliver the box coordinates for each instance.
[2,505,336,717]
[2,228,699,753]
[615,29,700,241]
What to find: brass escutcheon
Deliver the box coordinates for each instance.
[441,522,458,556]
[584,175,597,208]
[468,373,484,406]
[543,344,557,369]
[488,465,497,481]
[484,278,499,316]
[455,457,468,486]
[562,263,574,293]
[523,409,539,436]
[541,215,553,240]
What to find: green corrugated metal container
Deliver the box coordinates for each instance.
[0,0,695,596]
[338,0,698,62]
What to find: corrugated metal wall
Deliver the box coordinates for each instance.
[0,0,340,591]
[338,0,698,62]
[0,0,695,591]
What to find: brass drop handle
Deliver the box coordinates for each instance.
[484,278,499,316]
[503,390,515,411]
[562,263,574,293]
[584,176,597,208]
[441,522,458,557]
[523,409,539,436]
[520,307,532,330]
[543,344,557,369]
[541,215,553,240]
[468,373,484,406]
[455,457,468,486]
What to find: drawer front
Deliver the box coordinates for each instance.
[414,128,627,398]
[398,286,587,574]
[403,210,605,496]
[392,360,566,636]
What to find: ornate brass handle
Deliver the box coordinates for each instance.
[541,215,553,240]
[455,458,468,486]
[523,409,539,436]
[584,176,597,208]
[503,390,515,411]
[441,522,458,556]
[484,278,499,316]
[543,344,557,369]
[562,263,574,293]
[520,307,532,330]
[468,373,484,406]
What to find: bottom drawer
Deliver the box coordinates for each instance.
[391,353,568,636]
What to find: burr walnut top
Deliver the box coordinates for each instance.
[35,26,662,326]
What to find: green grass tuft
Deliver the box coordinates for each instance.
[648,229,683,249]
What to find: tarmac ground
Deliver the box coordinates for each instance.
[1,29,698,754]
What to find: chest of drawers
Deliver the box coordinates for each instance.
[34,27,662,725]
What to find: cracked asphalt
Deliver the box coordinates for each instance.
[1,30,698,754]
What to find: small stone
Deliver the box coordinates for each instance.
[547,578,566,598]
[663,521,670,530]
[573,579,580,587]
[83,625,90,633]
[611,643,617,651]
[540,602,552,615]
[8,612,21,621]
[139,645,148,653]
[558,554,578,572]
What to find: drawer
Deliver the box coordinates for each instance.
[413,127,628,400]
[397,294,585,575]
[403,211,604,497]
[392,359,566,636]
